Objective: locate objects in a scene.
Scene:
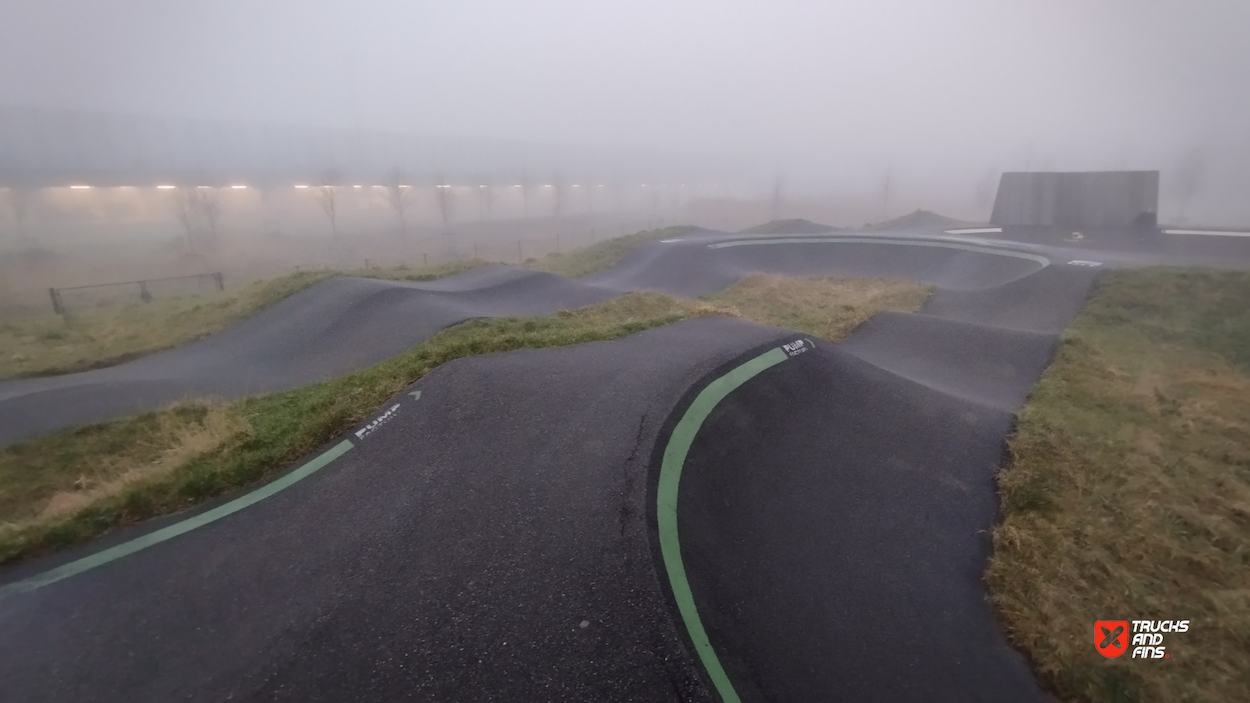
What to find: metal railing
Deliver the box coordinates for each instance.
[48,272,224,315]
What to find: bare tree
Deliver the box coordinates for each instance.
[312,170,342,239]
[435,176,453,232]
[881,167,892,221]
[5,187,34,243]
[476,178,494,221]
[170,186,222,251]
[382,169,414,239]
[174,188,208,249]
[197,187,222,245]
[520,168,531,218]
[770,174,784,221]
[1176,149,1205,224]
[255,184,282,237]
[975,168,1000,213]
[551,173,565,219]
[172,187,197,247]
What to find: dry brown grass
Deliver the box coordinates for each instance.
[0,402,245,532]
[707,274,932,341]
[987,268,1250,703]
[36,405,244,523]
[549,274,932,344]
[0,259,486,380]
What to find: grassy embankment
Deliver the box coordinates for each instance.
[525,225,693,277]
[989,268,1250,703]
[0,259,488,380]
[0,220,928,565]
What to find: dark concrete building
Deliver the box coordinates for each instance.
[991,170,1159,228]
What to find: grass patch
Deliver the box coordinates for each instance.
[708,274,931,340]
[526,225,694,278]
[0,259,487,380]
[0,274,930,565]
[987,268,1250,703]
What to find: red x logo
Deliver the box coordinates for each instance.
[1095,620,1129,658]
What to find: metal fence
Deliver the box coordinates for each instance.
[11,225,636,318]
[48,272,224,315]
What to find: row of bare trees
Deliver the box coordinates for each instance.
[1,174,673,249]
[301,170,599,240]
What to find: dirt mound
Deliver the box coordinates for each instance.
[867,209,982,231]
[740,219,840,234]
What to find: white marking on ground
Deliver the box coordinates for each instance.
[944,227,1002,235]
[355,403,401,440]
[1068,260,1102,267]
[1164,229,1250,237]
[707,236,1051,266]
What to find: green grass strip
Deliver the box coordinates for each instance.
[656,345,789,703]
[0,439,354,600]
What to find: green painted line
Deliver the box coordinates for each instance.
[0,439,354,600]
[657,346,790,703]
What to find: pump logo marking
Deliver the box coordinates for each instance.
[781,339,812,357]
[355,404,401,440]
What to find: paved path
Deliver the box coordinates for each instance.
[0,228,1055,447]
[2,224,1247,701]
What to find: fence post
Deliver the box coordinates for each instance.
[138,280,153,303]
[423,253,428,266]
[48,287,64,315]
[213,272,224,291]
[364,258,371,269]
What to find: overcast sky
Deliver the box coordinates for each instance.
[2,0,1247,216]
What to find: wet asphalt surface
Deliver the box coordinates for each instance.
[3,224,1246,701]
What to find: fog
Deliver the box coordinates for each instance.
[1,1,1248,306]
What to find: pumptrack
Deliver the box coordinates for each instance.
[1,223,1245,701]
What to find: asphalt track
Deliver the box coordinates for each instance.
[2,223,1247,701]
[0,230,1055,448]
[0,267,618,448]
